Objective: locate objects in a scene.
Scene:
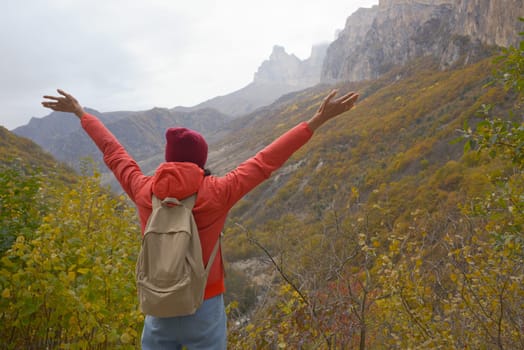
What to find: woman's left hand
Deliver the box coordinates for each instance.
[42,89,85,119]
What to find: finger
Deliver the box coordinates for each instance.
[324,89,338,103]
[341,93,359,104]
[41,101,58,106]
[57,89,75,100]
[337,91,357,102]
[42,95,61,101]
[41,102,59,110]
[318,89,338,113]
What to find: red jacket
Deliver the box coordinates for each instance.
[81,113,313,299]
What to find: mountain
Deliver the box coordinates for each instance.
[14,107,229,180]
[178,44,328,117]
[322,0,524,82]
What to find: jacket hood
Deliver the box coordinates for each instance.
[151,162,204,200]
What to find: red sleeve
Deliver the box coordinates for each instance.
[80,113,148,202]
[218,122,313,207]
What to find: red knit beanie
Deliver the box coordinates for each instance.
[165,127,208,168]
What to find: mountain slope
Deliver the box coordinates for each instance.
[215,55,508,229]
[0,126,76,182]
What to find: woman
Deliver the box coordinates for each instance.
[42,88,358,350]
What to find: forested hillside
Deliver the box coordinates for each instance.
[0,130,78,252]
[0,130,144,348]
[1,18,523,350]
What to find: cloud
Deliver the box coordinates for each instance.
[0,0,378,130]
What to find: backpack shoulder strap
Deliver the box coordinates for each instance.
[205,236,221,274]
[180,194,197,210]
[151,194,164,209]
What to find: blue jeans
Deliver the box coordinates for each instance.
[141,294,227,350]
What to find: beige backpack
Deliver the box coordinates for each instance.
[136,194,220,317]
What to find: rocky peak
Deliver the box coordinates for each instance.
[379,0,451,7]
[254,44,327,87]
[270,45,299,62]
[254,45,300,85]
[308,43,330,65]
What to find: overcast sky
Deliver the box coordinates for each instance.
[1,0,378,130]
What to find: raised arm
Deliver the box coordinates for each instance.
[41,89,147,202]
[216,89,359,207]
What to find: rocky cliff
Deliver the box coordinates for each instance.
[322,0,524,83]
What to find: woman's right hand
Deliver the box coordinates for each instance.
[307,90,359,132]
